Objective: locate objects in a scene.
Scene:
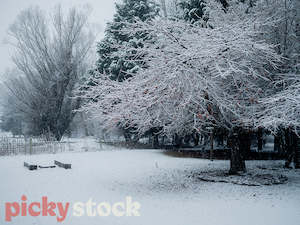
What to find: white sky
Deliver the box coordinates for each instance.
[0,0,119,80]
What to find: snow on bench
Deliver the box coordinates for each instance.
[24,162,38,171]
[54,160,71,169]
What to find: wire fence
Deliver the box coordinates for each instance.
[0,136,68,156]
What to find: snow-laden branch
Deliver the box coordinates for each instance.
[81,0,284,136]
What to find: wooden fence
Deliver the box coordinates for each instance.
[0,136,67,156]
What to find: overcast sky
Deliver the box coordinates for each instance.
[0,0,119,80]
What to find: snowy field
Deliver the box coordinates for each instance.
[0,147,300,225]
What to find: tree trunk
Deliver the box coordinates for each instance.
[124,131,132,143]
[174,134,183,147]
[257,128,263,151]
[192,133,200,146]
[228,130,246,175]
[286,131,300,169]
[210,130,214,161]
[81,112,89,137]
[53,129,63,141]
[274,135,280,152]
[152,134,159,149]
[294,134,300,168]
[242,130,251,159]
[217,132,224,146]
[284,129,293,168]
[283,129,300,168]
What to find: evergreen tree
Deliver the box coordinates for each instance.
[96,0,159,82]
[177,0,229,24]
[178,0,207,23]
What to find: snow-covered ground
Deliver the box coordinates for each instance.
[0,146,300,225]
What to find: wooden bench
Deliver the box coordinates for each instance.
[39,165,56,169]
[24,162,38,171]
[54,160,71,169]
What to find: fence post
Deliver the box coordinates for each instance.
[30,138,32,155]
[24,137,27,155]
[99,138,102,150]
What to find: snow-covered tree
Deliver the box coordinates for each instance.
[162,0,228,22]
[81,0,282,173]
[254,0,299,131]
[178,0,208,23]
[5,5,95,140]
[254,0,300,168]
[95,0,159,82]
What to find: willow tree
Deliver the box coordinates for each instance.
[5,5,95,140]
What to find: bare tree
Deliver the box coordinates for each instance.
[5,5,96,140]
